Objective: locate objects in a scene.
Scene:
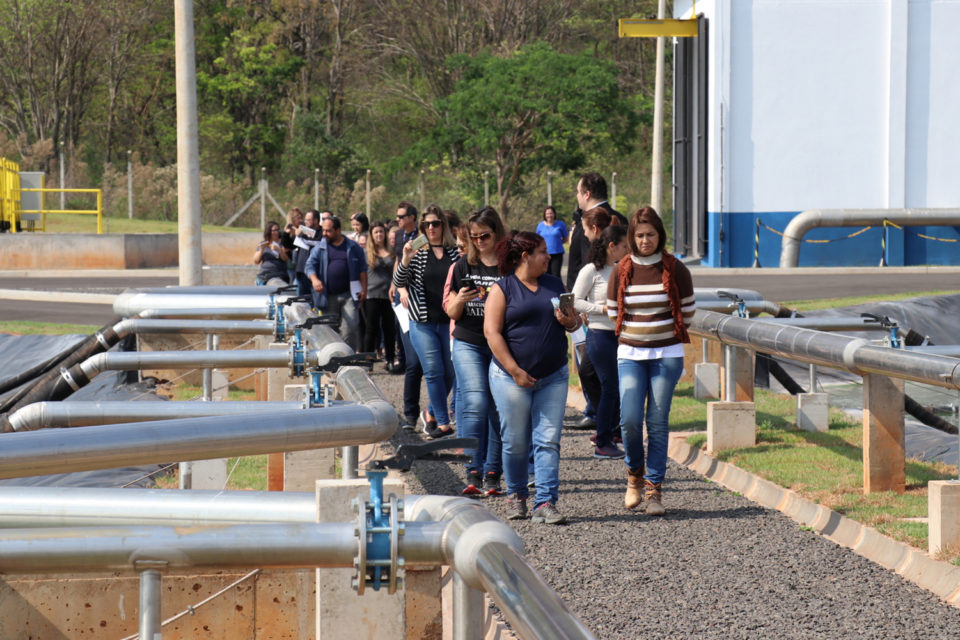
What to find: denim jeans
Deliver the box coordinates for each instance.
[618,357,684,485]
[408,321,454,426]
[585,329,620,446]
[453,339,502,475]
[490,363,568,508]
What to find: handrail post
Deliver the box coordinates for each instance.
[139,569,162,639]
[452,572,484,640]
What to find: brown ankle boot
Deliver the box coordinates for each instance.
[624,467,644,509]
[644,480,665,516]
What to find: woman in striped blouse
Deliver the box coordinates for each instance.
[606,207,695,516]
[393,205,461,439]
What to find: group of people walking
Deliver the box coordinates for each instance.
[253,171,696,524]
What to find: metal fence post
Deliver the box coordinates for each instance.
[419,169,426,211]
[484,171,489,207]
[260,168,266,230]
[546,171,553,207]
[611,172,617,210]
[127,150,134,219]
[314,168,319,210]
[365,169,371,218]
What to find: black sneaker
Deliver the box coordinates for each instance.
[531,502,567,525]
[593,443,625,460]
[505,494,527,520]
[483,472,503,496]
[418,410,438,434]
[425,425,455,440]
[401,415,418,431]
[462,470,483,496]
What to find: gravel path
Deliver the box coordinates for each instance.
[369,367,960,639]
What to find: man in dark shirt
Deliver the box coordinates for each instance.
[305,216,368,351]
[388,201,426,428]
[566,172,626,429]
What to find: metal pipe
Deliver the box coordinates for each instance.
[779,208,960,267]
[140,570,162,640]
[809,364,817,393]
[174,0,202,286]
[115,291,273,317]
[751,317,886,332]
[0,487,316,528]
[112,318,275,339]
[76,349,308,381]
[202,334,213,400]
[453,571,484,640]
[724,345,737,402]
[405,496,594,639]
[906,345,960,357]
[7,401,301,432]
[341,446,358,480]
[0,521,444,573]
[0,405,397,480]
[137,308,268,320]
[692,309,960,390]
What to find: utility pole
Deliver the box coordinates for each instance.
[127,150,133,219]
[651,0,667,214]
[175,0,203,286]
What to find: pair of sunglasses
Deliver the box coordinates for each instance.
[470,232,492,241]
[422,220,443,228]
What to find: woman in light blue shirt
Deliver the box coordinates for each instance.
[535,206,568,279]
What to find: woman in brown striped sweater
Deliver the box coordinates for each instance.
[605,207,696,516]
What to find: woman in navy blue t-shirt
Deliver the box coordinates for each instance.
[484,231,580,525]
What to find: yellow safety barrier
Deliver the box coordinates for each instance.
[19,188,104,234]
[884,219,959,243]
[0,158,21,232]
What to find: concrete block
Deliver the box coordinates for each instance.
[929,480,960,556]
[862,374,905,494]
[405,568,443,640]
[797,392,829,432]
[285,449,336,490]
[853,527,911,571]
[202,264,260,286]
[897,550,960,600]
[190,459,229,490]
[694,362,720,400]
[714,461,752,494]
[316,479,405,640]
[211,368,229,401]
[706,401,755,454]
[746,477,788,511]
[284,384,309,403]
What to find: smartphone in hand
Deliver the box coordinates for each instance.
[559,293,575,315]
[461,276,476,290]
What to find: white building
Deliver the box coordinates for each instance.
[672,0,960,267]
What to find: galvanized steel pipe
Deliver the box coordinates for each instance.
[111,318,275,339]
[137,308,268,319]
[779,208,960,267]
[0,405,397,480]
[7,401,301,432]
[692,309,960,389]
[114,290,273,317]
[139,570,162,640]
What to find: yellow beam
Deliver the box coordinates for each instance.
[618,18,698,38]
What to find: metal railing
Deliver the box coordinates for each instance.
[19,187,104,233]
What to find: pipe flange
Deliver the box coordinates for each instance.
[388,495,405,595]
[352,497,367,595]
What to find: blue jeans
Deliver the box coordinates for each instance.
[490,363,568,508]
[453,339,502,475]
[408,321,454,426]
[585,329,620,446]
[618,357,684,485]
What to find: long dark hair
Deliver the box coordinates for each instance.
[263,221,280,241]
[497,231,542,275]
[466,206,506,265]
[627,206,667,255]
[587,225,627,269]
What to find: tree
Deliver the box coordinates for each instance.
[412,42,637,221]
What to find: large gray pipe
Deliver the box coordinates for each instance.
[692,309,960,389]
[779,208,960,267]
[137,308,269,319]
[0,522,442,573]
[114,291,273,317]
[0,404,397,480]
[112,318,275,339]
[7,401,301,432]
[406,495,594,640]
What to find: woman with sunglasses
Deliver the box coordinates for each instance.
[484,231,580,524]
[253,221,290,285]
[393,204,461,438]
[444,207,507,496]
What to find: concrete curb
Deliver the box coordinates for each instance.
[666,434,960,609]
[0,288,116,304]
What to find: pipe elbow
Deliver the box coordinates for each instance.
[79,353,109,379]
[451,520,525,590]
[8,403,46,432]
[365,399,399,442]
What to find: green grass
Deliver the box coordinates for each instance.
[680,386,958,556]
[154,455,268,491]
[26,212,258,234]
[785,290,960,311]
[158,382,256,402]
[0,320,101,335]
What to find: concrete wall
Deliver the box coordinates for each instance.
[0,232,261,269]
[0,569,315,639]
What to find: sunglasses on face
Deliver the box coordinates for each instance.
[423,220,443,228]
[470,232,492,242]
[396,212,413,219]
